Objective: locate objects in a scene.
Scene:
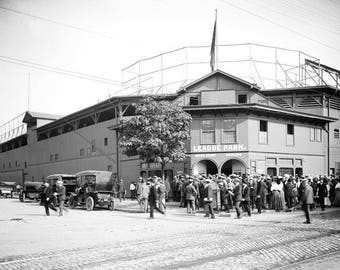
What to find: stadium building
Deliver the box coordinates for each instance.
[0,44,339,193]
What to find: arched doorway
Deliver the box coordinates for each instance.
[193,160,218,176]
[221,159,246,176]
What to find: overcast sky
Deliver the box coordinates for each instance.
[0,0,340,126]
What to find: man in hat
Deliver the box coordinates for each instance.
[232,178,242,219]
[148,177,165,219]
[55,180,68,216]
[256,176,268,214]
[300,178,314,224]
[185,178,197,214]
[42,182,57,216]
[203,179,215,219]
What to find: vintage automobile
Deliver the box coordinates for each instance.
[19,181,44,202]
[46,174,77,204]
[69,170,115,211]
[0,181,16,198]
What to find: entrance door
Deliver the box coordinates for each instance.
[221,159,246,176]
[193,160,218,176]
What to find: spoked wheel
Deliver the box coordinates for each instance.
[69,196,77,209]
[108,200,114,211]
[86,197,94,211]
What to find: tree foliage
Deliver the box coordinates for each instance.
[118,97,192,177]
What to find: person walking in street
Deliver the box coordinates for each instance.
[300,178,314,224]
[158,179,167,213]
[219,181,229,213]
[148,178,165,219]
[203,178,215,219]
[42,182,57,216]
[249,177,257,211]
[55,180,68,216]
[185,178,197,214]
[232,178,242,219]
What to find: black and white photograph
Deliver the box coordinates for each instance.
[0,0,339,269]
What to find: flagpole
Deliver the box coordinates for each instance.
[215,9,218,70]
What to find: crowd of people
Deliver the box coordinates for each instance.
[132,173,340,223]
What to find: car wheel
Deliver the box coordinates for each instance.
[86,197,94,211]
[69,196,77,209]
[108,200,114,211]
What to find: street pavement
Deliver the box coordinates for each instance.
[0,197,339,269]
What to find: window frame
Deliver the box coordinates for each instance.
[221,119,237,144]
[286,124,295,146]
[237,94,248,104]
[259,120,268,144]
[200,119,216,145]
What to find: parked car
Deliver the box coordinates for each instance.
[19,181,43,202]
[0,181,16,198]
[69,170,115,211]
[46,174,77,205]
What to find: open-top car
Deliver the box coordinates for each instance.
[19,181,43,202]
[46,174,77,204]
[0,181,16,198]
[69,170,115,211]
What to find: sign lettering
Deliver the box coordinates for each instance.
[192,144,246,153]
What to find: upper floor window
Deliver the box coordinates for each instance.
[222,119,236,143]
[237,94,247,104]
[189,96,200,106]
[50,154,54,161]
[201,120,215,144]
[80,148,85,157]
[104,137,108,146]
[335,129,339,139]
[259,120,268,144]
[287,124,294,146]
[310,128,322,142]
[55,154,59,161]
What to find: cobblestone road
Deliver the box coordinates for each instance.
[0,199,339,269]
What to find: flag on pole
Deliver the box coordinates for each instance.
[210,11,217,72]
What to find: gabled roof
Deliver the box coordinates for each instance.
[23,111,63,123]
[177,69,261,94]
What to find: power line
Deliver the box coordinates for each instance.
[243,0,340,36]
[219,0,340,53]
[0,55,122,86]
[0,5,121,42]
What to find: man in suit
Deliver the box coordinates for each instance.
[232,178,242,219]
[285,178,294,211]
[256,177,268,214]
[185,178,197,214]
[241,179,251,217]
[55,180,68,216]
[203,178,215,219]
[317,178,328,211]
[300,178,314,224]
[42,182,57,216]
[148,177,164,219]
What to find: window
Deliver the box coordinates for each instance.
[259,120,268,144]
[267,167,277,176]
[222,119,236,143]
[201,120,215,144]
[189,96,199,106]
[8,162,11,169]
[91,139,96,152]
[295,159,302,166]
[24,162,27,169]
[287,124,294,146]
[104,137,108,146]
[238,94,247,104]
[107,165,113,171]
[80,148,84,157]
[50,154,54,161]
[55,154,59,160]
[335,129,339,139]
[310,128,322,142]
[266,158,277,165]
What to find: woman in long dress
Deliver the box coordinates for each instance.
[333,180,340,207]
[271,177,285,211]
